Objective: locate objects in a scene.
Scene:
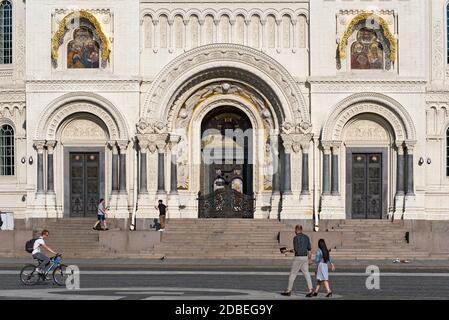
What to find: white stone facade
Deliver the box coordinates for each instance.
[1,0,449,223]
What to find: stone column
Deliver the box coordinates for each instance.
[281,136,293,195]
[405,142,415,196]
[157,141,167,194]
[322,144,331,195]
[271,135,280,195]
[331,144,340,196]
[396,142,405,197]
[34,141,46,194]
[139,139,149,194]
[300,140,310,195]
[117,141,128,194]
[46,140,56,193]
[109,141,119,194]
[169,135,181,195]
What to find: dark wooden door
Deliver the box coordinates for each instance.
[351,153,382,219]
[70,153,100,217]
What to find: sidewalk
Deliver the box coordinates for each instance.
[0,257,448,271]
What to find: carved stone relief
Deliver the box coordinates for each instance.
[62,119,107,140]
[344,119,390,142]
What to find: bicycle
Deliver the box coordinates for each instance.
[20,254,70,286]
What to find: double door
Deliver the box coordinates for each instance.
[351,153,383,219]
[70,153,100,217]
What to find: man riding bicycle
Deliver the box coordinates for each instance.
[32,230,58,274]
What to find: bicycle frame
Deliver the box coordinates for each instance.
[41,256,61,276]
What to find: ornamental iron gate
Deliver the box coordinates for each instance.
[198,190,255,218]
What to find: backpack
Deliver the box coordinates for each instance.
[25,238,38,253]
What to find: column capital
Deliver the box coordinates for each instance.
[260,19,267,26]
[281,133,309,154]
[229,19,236,26]
[331,142,342,155]
[404,140,417,154]
[108,140,119,154]
[46,140,57,154]
[321,141,332,154]
[138,138,150,153]
[116,140,129,152]
[33,140,46,153]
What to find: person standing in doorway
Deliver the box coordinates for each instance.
[93,198,108,231]
[155,200,167,231]
[312,239,335,298]
[281,225,314,297]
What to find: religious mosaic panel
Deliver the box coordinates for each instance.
[67,27,100,69]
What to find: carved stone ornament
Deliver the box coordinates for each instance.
[136,118,167,135]
[175,82,271,129]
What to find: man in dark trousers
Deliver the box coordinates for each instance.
[281,225,314,297]
[155,200,167,231]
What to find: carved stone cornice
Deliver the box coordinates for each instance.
[308,78,426,94]
[26,80,140,93]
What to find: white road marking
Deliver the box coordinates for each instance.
[0,287,342,300]
[2,270,449,277]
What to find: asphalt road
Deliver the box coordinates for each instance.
[1,268,449,300]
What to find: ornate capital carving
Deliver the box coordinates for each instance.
[46,140,57,154]
[404,140,417,154]
[33,140,46,153]
[116,140,129,152]
[146,133,169,153]
[281,133,311,154]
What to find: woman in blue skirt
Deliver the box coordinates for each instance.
[312,239,335,297]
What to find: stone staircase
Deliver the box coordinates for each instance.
[35,219,106,258]
[152,219,289,259]
[329,220,430,260]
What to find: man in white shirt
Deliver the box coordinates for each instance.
[32,230,57,274]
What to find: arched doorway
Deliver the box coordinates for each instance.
[198,106,255,218]
[59,113,109,217]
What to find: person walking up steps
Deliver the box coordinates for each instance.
[312,239,335,298]
[281,225,314,297]
[93,198,108,231]
[155,200,167,231]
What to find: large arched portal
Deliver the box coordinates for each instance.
[199,106,254,218]
[137,45,313,220]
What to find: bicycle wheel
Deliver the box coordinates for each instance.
[20,264,40,286]
[53,264,70,286]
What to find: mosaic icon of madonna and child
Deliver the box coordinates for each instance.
[67,27,100,69]
[351,28,384,70]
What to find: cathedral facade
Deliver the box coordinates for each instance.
[0,0,448,227]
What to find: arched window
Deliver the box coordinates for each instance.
[0,124,14,176]
[0,0,12,64]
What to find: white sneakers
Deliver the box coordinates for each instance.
[158,228,165,232]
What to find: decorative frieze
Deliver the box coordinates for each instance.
[26,80,139,93]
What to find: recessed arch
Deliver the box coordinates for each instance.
[141,44,310,131]
[35,92,130,141]
[322,93,416,143]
